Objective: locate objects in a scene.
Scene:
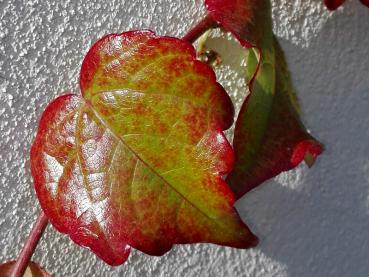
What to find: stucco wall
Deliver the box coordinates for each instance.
[1,0,368,276]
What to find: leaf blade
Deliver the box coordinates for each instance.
[324,0,346,10]
[31,32,258,266]
[205,0,323,199]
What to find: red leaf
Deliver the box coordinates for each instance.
[31,31,258,266]
[0,261,52,277]
[227,39,324,197]
[205,0,323,199]
[360,0,369,7]
[324,0,346,10]
[205,0,269,48]
[324,0,369,10]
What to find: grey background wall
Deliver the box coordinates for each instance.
[1,0,368,276]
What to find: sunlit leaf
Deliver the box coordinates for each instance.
[31,31,258,266]
[205,0,323,199]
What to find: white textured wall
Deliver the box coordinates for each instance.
[1,1,369,276]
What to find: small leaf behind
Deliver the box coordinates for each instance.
[205,0,323,199]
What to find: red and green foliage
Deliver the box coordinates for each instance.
[205,0,323,198]
[30,31,258,266]
[6,0,328,271]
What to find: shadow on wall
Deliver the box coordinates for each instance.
[236,3,369,277]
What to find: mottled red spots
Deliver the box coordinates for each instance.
[156,121,169,134]
[97,77,111,88]
[166,58,186,78]
[31,31,258,267]
[182,106,207,144]
[133,101,146,115]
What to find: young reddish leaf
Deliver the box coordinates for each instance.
[205,0,272,48]
[31,31,258,266]
[227,39,324,197]
[324,0,346,10]
[360,0,369,7]
[324,0,369,10]
[205,0,323,199]
[0,261,51,277]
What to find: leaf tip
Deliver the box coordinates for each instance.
[249,233,259,248]
[291,140,324,168]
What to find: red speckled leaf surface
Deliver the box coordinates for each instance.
[0,261,51,277]
[30,31,258,266]
[205,0,323,199]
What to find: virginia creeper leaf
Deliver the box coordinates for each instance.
[205,0,323,199]
[0,261,51,277]
[205,0,272,54]
[31,31,258,266]
[324,0,369,10]
[361,0,369,7]
[324,0,346,10]
[228,38,323,197]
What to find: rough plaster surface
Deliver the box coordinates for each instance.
[1,0,369,276]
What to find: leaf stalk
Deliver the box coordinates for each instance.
[11,211,48,277]
[182,14,218,43]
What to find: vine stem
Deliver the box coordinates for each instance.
[182,14,218,43]
[11,211,49,277]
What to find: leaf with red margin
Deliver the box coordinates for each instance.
[227,38,324,197]
[0,261,51,277]
[30,31,258,266]
[205,0,323,199]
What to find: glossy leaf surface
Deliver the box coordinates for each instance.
[0,261,51,277]
[31,31,258,266]
[205,0,323,199]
